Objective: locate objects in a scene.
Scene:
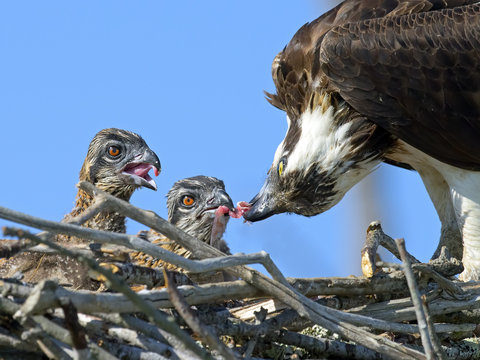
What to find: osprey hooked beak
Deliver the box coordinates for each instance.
[244,181,279,222]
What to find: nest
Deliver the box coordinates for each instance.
[0,181,479,359]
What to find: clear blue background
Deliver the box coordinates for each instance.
[0,1,440,278]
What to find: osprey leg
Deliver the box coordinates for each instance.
[447,172,480,281]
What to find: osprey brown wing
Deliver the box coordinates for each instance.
[268,0,474,116]
[320,3,480,170]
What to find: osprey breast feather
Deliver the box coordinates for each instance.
[244,0,480,281]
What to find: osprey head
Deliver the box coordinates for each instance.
[244,94,391,222]
[244,11,399,223]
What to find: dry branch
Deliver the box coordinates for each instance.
[259,329,391,360]
[0,185,422,358]
[165,270,238,360]
[59,298,90,359]
[0,183,479,359]
[76,182,427,359]
[93,262,192,288]
[3,227,209,360]
[396,238,443,359]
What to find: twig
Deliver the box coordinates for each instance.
[3,269,479,330]
[380,226,420,264]
[93,262,192,288]
[5,276,476,337]
[260,329,391,360]
[412,264,465,298]
[0,330,40,353]
[396,238,436,359]
[3,227,210,360]
[0,188,479,358]
[97,340,170,360]
[349,290,480,322]
[0,287,119,360]
[165,270,238,360]
[422,295,445,360]
[226,299,475,336]
[289,273,410,296]
[98,313,203,360]
[243,307,267,359]
[59,298,90,360]
[0,297,70,360]
[0,279,259,314]
[77,181,426,359]
[20,327,71,360]
[78,314,172,356]
[0,205,291,286]
[0,198,107,260]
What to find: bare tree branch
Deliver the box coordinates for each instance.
[76,182,427,359]
[396,238,443,360]
[0,184,477,359]
[3,227,210,360]
[59,298,90,360]
[165,270,238,360]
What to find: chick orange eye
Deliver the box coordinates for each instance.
[182,195,195,206]
[108,146,120,157]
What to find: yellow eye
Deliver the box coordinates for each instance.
[182,195,195,207]
[278,160,284,176]
[108,146,121,157]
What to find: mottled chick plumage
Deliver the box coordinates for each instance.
[0,128,160,290]
[130,176,235,272]
[64,128,161,237]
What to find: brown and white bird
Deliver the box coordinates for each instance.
[131,175,236,271]
[244,0,480,281]
[0,128,161,289]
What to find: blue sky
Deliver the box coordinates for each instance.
[0,1,440,278]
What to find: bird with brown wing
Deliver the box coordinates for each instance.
[0,128,161,290]
[244,0,480,281]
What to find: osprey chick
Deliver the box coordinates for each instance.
[132,175,236,269]
[65,127,161,236]
[244,0,480,281]
[0,128,161,289]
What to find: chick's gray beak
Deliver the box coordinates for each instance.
[144,149,161,176]
[209,188,235,212]
[122,148,161,191]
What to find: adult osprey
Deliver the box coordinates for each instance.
[244,0,480,281]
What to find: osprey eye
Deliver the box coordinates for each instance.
[278,160,285,176]
[182,195,195,207]
[108,146,121,157]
